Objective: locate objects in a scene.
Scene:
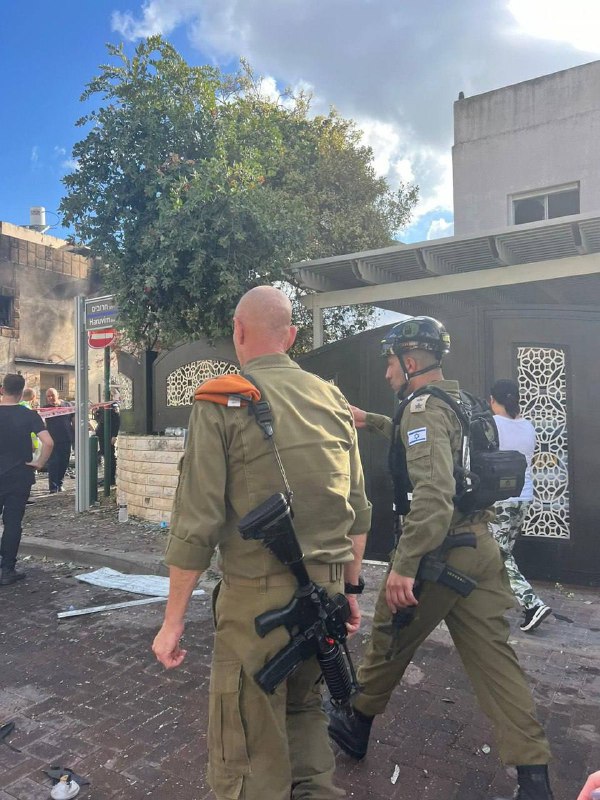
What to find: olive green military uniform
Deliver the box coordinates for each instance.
[165,353,372,800]
[355,379,550,766]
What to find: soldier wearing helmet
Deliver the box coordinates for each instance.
[327,316,553,800]
[380,316,451,399]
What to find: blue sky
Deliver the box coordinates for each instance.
[2,1,599,245]
[1,2,197,235]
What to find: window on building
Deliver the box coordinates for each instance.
[40,372,68,395]
[0,294,13,326]
[512,184,580,225]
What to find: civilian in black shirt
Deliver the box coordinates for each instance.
[94,402,120,486]
[0,374,53,586]
[44,387,74,493]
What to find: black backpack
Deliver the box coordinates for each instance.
[390,386,526,515]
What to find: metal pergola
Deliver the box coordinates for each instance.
[289,212,600,347]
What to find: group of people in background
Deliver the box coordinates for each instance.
[0,375,119,588]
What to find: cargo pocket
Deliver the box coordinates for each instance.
[208,660,250,798]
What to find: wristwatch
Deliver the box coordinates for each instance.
[344,576,365,594]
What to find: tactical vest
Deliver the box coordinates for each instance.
[389,385,526,517]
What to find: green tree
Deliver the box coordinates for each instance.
[61,37,418,349]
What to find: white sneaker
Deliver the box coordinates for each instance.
[51,777,80,799]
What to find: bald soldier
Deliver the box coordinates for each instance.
[153,286,371,799]
[327,317,553,800]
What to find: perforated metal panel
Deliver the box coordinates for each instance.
[114,373,133,410]
[518,346,570,539]
[166,359,239,407]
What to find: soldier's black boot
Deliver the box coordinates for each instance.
[327,704,374,759]
[514,765,554,800]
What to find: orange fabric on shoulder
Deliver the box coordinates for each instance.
[194,374,261,406]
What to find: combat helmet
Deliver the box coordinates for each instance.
[381,316,450,360]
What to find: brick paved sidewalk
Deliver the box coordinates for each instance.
[1,495,599,799]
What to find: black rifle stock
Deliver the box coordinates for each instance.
[238,492,359,706]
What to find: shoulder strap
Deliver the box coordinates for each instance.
[243,374,275,439]
[397,385,473,477]
[243,373,293,504]
[416,385,470,432]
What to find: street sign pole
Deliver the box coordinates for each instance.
[74,295,90,512]
[103,346,111,497]
[83,293,119,505]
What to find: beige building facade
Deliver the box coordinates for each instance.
[0,221,92,398]
[453,59,600,235]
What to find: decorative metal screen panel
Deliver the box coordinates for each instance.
[167,359,239,407]
[113,373,133,410]
[517,346,570,539]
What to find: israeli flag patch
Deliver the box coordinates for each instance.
[407,427,427,446]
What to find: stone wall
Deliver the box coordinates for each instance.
[117,434,183,524]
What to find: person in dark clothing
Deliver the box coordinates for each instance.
[0,374,53,585]
[94,402,120,486]
[44,387,74,493]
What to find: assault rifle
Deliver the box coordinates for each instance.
[238,492,360,707]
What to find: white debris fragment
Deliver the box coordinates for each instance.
[481,744,491,754]
[76,567,204,597]
[391,765,400,785]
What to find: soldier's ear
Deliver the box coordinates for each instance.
[286,325,297,351]
[233,317,245,346]
[404,354,417,374]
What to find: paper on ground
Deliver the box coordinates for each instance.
[76,567,205,597]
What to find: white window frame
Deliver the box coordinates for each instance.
[509,182,580,225]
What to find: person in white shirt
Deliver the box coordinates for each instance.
[489,379,552,633]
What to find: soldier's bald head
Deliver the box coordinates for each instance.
[235,286,292,333]
[233,286,297,364]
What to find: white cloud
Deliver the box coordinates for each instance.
[356,119,407,181]
[112,0,199,40]
[30,146,39,165]
[109,0,595,232]
[61,158,79,172]
[508,0,600,53]
[426,218,454,240]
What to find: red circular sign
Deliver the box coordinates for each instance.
[88,328,116,349]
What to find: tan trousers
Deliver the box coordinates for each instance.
[207,566,345,800]
[354,528,551,766]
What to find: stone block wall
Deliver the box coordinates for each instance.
[117,434,184,524]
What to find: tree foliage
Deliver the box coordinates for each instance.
[61,37,418,350]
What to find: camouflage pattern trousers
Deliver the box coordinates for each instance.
[489,500,543,611]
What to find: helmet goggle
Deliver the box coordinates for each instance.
[381,339,422,357]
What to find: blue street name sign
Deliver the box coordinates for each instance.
[85,295,118,331]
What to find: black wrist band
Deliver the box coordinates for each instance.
[344,576,365,594]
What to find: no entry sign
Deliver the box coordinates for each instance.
[88,328,116,349]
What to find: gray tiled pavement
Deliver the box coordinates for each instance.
[1,495,599,799]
